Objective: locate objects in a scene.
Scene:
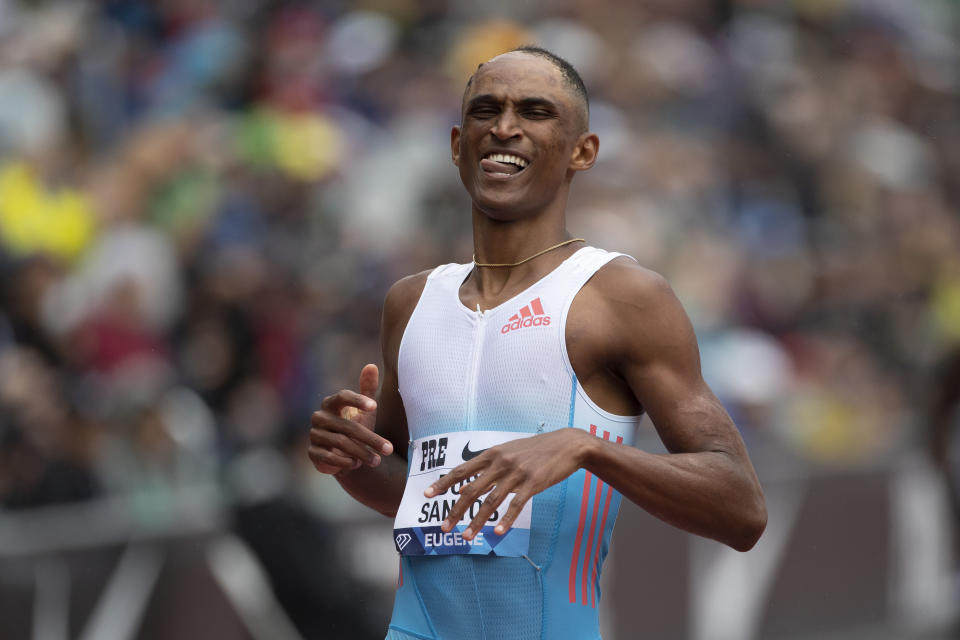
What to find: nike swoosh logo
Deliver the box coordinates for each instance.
[461,442,490,461]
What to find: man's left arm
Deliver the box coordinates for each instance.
[427,262,767,552]
[574,265,767,551]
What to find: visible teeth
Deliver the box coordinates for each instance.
[486,153,528,168]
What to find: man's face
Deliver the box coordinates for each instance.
[451,52,595,220]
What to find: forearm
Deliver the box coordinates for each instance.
[579,430,766,551]
[335,454,408,518]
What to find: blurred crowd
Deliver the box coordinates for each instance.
[1,0,959,633]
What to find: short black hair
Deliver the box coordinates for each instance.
[509,46,589,114]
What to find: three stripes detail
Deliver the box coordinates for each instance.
[568,425,621,607]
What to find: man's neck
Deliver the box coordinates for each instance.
[463,207,580,305]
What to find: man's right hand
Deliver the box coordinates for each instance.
[309,364,394,475]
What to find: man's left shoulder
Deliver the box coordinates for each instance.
[572,254,698,368]
[569,255,690,370]
[582,254,676,313]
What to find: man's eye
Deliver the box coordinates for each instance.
[524,110,553,119]
[470,107,498,117]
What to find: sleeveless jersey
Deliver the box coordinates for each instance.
[387,246,641,640]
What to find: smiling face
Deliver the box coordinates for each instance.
[451,52,598,221]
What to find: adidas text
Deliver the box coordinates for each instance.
[501,316,551,333]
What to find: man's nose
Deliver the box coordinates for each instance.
[490,110,522,140]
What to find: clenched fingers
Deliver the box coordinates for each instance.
[308,407,393,477]
[308,445,362,474]
[311,410,393,456]
[309,422,384,467]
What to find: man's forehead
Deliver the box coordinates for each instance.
[467,52,565,96]
[483,50,555,72]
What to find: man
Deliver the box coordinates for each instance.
[309,47,766,640]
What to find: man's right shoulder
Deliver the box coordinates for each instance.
[383,268,433,324]
[381,269,434,365]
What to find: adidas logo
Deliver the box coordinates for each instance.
[501,297,551,334]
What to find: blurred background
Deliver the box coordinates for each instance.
[0,0,958,638]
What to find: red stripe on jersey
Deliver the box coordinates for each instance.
[520,305,532,319]
[588,431,613,607]
[531,297,545,315]
[569,424,598,603]
[590,484,613,607]
[581,433,608,605]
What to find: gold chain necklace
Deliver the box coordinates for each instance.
[472,238,585,268]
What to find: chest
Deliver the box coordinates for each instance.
[398,287,575,439]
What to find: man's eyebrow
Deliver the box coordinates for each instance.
[466,94,499,108]
[515,97,559,111]
[465,95,560,110]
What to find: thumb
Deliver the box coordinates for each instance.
[358,363,379,401]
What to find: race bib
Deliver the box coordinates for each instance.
[393,431,534,557]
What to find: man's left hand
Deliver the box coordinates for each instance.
[424,428,595,540]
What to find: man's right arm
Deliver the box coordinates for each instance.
[308,272,429,517]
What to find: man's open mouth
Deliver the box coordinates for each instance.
[479,152,529,177]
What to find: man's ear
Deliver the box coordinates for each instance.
[569,132,599,172]
[451,126,462,167]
